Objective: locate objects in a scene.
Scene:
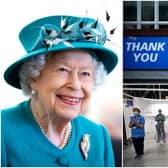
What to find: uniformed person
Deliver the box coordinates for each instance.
[155,109,166,143]
[129,107,145,160]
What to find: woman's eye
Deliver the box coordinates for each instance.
[81,72,91,77]
[58,67,68,72]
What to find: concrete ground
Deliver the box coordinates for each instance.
[123,116,168,167]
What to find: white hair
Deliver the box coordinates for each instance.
[19,52,107,96]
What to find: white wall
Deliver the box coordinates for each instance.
[133,97,168,116]
[151,100,168,116]
[133,97,152,115]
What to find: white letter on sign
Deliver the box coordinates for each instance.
[134,53,141,62]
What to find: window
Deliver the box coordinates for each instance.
[159,1,168,21]
[142,1,154,21]
[124,1,137,21]
[124,1,168,30]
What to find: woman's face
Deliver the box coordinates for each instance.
[31,49,94,120]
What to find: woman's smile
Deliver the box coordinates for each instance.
[56,95,83,106]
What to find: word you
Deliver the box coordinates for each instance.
[126,42,166,62]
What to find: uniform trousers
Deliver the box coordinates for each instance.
[132,137,144,155]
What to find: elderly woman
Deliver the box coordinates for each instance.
[1,15,118,167]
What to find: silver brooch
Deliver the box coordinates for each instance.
[80,134,90,160]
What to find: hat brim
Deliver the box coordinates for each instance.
[4,41,118,89]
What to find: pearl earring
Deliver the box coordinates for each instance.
[31,90,36,96]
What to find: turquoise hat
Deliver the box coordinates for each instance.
[4,15,118,89]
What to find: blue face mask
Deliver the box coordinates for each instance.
[133,111,138,116]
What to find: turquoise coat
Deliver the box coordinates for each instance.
[1,100,115,167]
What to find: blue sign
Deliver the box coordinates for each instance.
[124,36,168,69]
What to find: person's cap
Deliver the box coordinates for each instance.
[132,107,141,113]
